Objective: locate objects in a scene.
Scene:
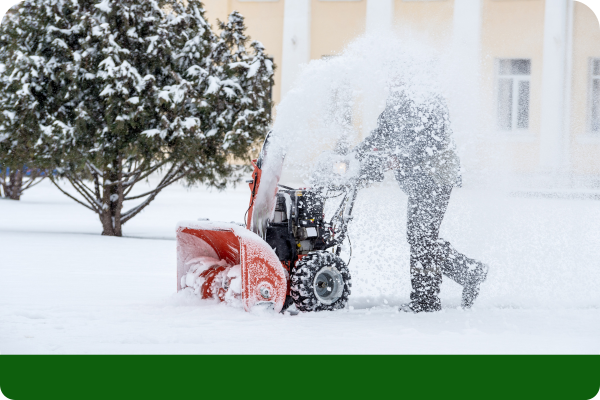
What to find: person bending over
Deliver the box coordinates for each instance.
[353,88,488,313]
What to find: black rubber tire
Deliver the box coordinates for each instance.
[290,251,351,312]
[280,295,295,313]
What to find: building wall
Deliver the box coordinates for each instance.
[201,0,229,23]
[480,0,546,173]
[200,0,600,180]
[570,1,600,175]
[310,0,366,59]
[394,0,454,49]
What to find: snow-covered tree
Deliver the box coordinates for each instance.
[0,1,77,199]
[208,11,274,155]
[6,0,274,235]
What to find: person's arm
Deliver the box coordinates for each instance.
[351,111,393,183]
[353,106,419,175]
[386,109,429,176]
[353,126,389,161]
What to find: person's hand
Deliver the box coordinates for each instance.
[388,155,402,170]
[358,152,385,184]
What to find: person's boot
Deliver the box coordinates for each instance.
[461,262,489,309]
[398,303,417,313]
[402,260,442,313]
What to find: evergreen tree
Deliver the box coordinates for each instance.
[28,0,275,235]
[210,11,274,155]
[0,1,69,199]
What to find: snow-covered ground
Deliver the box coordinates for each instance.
[0,178,599,354]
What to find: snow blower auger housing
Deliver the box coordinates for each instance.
[177,133,356,313]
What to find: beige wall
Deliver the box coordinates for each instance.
[202,0,285,104]
[394,0,454,49]
[570,1,600,174]
[480,0,546,172]
[201,0,229,23]
[310,0,366,59]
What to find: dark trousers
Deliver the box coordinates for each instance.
[397,172,485,312]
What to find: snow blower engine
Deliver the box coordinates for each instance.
[176,133,377,313]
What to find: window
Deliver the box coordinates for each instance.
[591,58,600,133]
[497,59,531,131]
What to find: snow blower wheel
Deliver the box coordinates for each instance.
[290,251,351,312]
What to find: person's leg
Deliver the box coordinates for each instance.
[398,173,488,310]
[436,239,488,308]
[400,174,452,312]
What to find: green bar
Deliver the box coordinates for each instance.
[1,355,598,400]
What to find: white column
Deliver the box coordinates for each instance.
[539,0,569,172]
[366,0,394,33]
[449,0,483,144]
[281,0,311,99]
[360,0,394,138]
[562,0,574,173]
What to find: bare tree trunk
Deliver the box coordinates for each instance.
[100,160,124,236]
[7,170,22,200]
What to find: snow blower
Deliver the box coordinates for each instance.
[176,133,374,313]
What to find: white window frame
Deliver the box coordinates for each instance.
[589,58,600,134]
[496,58,532,133]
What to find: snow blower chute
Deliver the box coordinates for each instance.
[177,133,361,313]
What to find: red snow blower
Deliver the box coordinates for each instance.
[177,133,362,313]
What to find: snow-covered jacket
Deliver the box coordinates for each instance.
[354,91,461,187]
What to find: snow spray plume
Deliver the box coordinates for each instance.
[270,32,445,184]
[258,32,600,308]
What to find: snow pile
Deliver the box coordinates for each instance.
[180,256,243,308]
[223,265,242,306]
[180,256,228,293]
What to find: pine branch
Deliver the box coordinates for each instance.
[20,174,45,191]
[94,177,101,200]
[86,161,103,176]
[123,171,186,201]
[49,177,96,212]
[122,160,142,177]
[68,176,98,205]
[123,163,182,201]
[66,176,102,212]
[122,159,168,187]
[120,170,187,225]
[85,162,103,201]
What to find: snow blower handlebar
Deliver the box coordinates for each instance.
[325,184,358,256]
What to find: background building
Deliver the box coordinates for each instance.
[203,0,600,187]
